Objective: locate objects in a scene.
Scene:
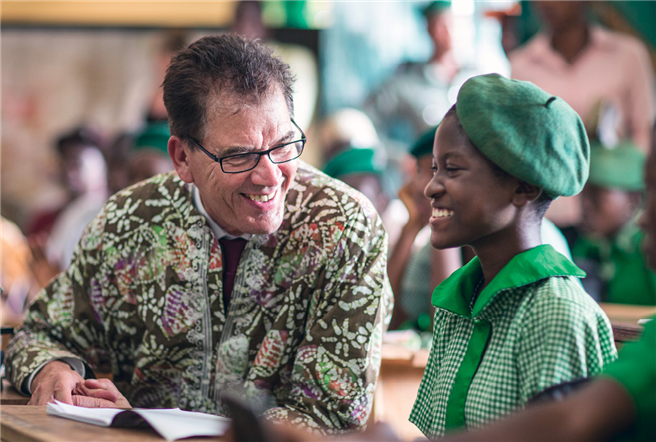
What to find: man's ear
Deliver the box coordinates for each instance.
[511,181,542,208]
[168,136,194,184]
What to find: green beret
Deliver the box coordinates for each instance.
[410,126,438,158]
[134,122,170,156]
[455,74,589,199]
[588,141,645,191]
[422,1,451,17]
[323,148,385,178]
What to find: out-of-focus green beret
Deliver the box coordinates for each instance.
[410,126,438,158]
[588,141,645,191]
[422,1,451,17]
[455,74,590,199]
[134,121,171,156]
[323,147,386,178]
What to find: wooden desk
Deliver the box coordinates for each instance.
[374,345,428,441]
[0,406,227,442]
[600,303,656,325]
[600,303,653,345]
[1,379,29,405]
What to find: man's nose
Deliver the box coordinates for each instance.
[250,154,282,187]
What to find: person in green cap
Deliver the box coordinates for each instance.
[322,146,389,216]
[573,141,656,305]
[409,74,617,438]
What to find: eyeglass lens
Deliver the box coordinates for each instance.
[222,140,304,173]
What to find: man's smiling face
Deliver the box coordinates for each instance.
[180,87,299,236]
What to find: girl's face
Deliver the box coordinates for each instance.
[424,113,519,250]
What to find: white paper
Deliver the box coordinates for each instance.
[47,400,231,441]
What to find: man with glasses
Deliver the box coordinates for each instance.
[6,35,392,434]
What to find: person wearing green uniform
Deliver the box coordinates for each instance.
[573,141,656,305]
[409,74,617,438]
[434,127,656,442]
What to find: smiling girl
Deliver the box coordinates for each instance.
[409,74,617,438]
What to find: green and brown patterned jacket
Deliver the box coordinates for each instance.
[6,162,392,433]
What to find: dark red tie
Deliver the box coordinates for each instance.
[219,237,247,310]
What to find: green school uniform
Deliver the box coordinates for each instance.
[603,317,656,442]
[573,221,656,306]
[410,245,617,438]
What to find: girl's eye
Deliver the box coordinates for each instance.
[430,166,438,176]
[445,165,460,174]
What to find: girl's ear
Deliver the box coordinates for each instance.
[512,181,542,208]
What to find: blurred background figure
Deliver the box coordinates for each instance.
[126,121,174,186]
[319,109,393,231]
[510,0,655,230]
[386,127,462,332]
[41,128,109,274]
[24,127,105,238]
[573,141,656,305]
[0,217,40,327]
[363,0,481,195]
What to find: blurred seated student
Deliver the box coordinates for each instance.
[25,127,105,238]
[126,122,174,186]
[27,128,109,285]
[0,217,40,326]
[319,109,407,248]
[322,146,389,217]
[573,141,656,305]
[387,127,461,331]
[409,74,616,438]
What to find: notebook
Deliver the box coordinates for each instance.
[46,400,231,441]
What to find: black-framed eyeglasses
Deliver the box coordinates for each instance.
[188,119,306,174]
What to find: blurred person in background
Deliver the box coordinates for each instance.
[387,127,461,332]
[510,0,655,229]
[125,121,174,187]
[25,127,105,238]
[363,0,480,194]
[0,217,40,326]
[26,127,109,284]
[573,141,656,305]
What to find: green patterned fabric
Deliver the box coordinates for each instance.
[410,245,617,438]
[573,220,656,305]
[6,162,392,433]
[456,74,590,199]
[603,317,656,442]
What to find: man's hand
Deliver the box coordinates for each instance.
[28,360,85,405]
[28,361,131,408]
[73,379,131,408]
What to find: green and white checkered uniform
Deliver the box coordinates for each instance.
[410,245,617,438]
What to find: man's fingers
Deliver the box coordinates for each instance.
[80,388,119,403]
[71,395,119,408]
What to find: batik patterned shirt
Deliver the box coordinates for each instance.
[6,162,392,434]
[410,245,617,438]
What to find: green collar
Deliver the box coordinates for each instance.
[432,245,585,318]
